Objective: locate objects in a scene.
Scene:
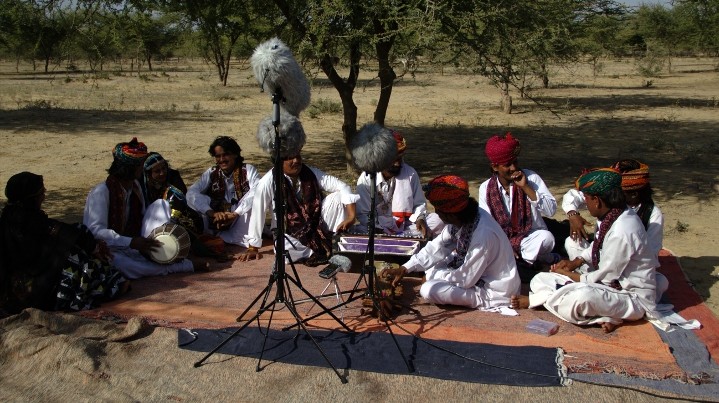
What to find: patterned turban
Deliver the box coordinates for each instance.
[144,152,167,172]
[113,137,148,165]
[575,168,622,195]
[485,132,521,165]
[424,174,470,213]
[392,130,407,156]
[615,161,650,191]
[5,171,43,203]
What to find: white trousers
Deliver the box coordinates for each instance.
[520,229,555,264]
[418,268,509,309]
[109,247,194,280]
[529,272,646,325]
[564,237,669,302]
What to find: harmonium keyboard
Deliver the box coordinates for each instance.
[333,232,427,270]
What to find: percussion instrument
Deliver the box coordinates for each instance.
[146,223,191,264]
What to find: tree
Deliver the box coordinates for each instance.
[271,0,437,164]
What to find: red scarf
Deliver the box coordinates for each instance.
[105,175,143,237]
[592,208,624,268]
[486,174,532,255]
[208,164,249,212]
[284,165,331,255]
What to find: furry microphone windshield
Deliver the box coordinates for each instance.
[349,123,398,173]
[251,37,311,117]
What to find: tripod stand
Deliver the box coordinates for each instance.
[193,88,351,383]
[283,171,414,372]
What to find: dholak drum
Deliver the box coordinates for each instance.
[147,223,191,264]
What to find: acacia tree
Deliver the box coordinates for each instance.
[438,0,624,113]
[159,0,273,85]
[271,0,437,162]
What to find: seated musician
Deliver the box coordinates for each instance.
[354,129,442,238]
[186,136,260,247]
[511,168,659,333]
[1,172,129,314]
[83,138,196,279]
[240,112,359,266]
[141,152,227,261]
[381,175,520,309]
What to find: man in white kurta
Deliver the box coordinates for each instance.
[84,138,194,279]
[383,175,520,309]
[522,169,658,332]
[479,133,558,265]
[245,160,359,263]
[186,136,260,247]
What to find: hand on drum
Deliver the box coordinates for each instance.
[93,240,113,262]
[380,266,408,288]
[130,236,162,254]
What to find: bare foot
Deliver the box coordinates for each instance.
[510,294,529,309]
[190,256,212,272]
[600,322,618,333]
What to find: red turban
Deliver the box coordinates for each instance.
[485,132,520,165]
[392,130,406,156]
[424,175,470,213]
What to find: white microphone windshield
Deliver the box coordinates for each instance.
[251,37,311,116]
[328,254,353,273]
[349,123,398,173]
[256,111,306,158]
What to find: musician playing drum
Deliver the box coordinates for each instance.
[83,138,196,279]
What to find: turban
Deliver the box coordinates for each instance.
[113,137,148,165]
[392,130,407,156]
[5,171,44,204]
[144,152,167,172]
[424,175,470,214]
[485,132,521,165]
[616,161,650,191]
[575,168,621,195]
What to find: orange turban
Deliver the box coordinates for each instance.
[617,162,650,191]
[424,175,470,213]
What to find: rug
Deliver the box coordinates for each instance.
[179,326,568,387]
[78,246,718,392]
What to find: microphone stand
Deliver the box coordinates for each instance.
[193,87,350,383]
[283,171,414,372]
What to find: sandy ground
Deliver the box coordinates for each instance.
[0,56,718,321]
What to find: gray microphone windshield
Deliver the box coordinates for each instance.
[349,123,398,173]
[256,111,306,158]
[251,37,311,116]
[328,254,353,273]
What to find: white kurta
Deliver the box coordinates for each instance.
[561,189,667,300]
[403,208,520,309]
[246,165,360,262]
[478,169,557,264]
[83,182,194,280]
[186,164,260,247]
[355,163,427,235]
[528,209,658,325]
[562,188,664,258]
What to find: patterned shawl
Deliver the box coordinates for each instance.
[447,208,481,269]
[105,175,143,237]
[486,174,532,255]
[208,164,249,212]
[284,165,331,255]
[592,208,624,268]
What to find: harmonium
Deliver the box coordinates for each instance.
[333,231,427,272]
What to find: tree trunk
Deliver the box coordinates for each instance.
[373,19,397,126]
[501,65,512,114]
[541,63,549,89]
